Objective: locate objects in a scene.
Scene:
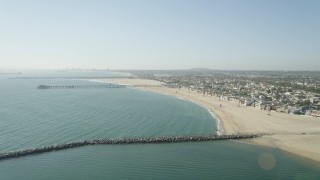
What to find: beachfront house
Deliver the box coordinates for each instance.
[244,99,254,106]
[311,110,320,117]
[255,101,265,109]
[310,97,320,104]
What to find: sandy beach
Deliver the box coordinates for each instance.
[99,78,320,163]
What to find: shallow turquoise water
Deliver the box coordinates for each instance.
[0,78,215,152]
[0,71,319,179]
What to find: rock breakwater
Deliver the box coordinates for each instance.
[0,134,263,161]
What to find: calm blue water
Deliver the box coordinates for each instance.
[0,71,319,179]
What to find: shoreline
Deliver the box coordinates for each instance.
[167,94,224,135]
[91,78,224,135]
[94,78,320,164]
[194,101,224,135]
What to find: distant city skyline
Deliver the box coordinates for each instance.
[0,0,319,70]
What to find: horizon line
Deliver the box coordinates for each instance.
[1,68,320,72]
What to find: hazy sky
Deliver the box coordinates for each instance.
[0,0,319,70]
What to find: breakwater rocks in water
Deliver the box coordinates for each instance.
[0,134,263,161]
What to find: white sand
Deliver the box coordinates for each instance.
[98,78,320,163]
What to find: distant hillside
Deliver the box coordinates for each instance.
[187,68,212,71]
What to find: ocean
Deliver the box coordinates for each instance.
[0,70,319,179]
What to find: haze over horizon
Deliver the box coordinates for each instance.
[0,0,319,70]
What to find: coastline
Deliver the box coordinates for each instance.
[95,78,320,164]
[171,95,224,135]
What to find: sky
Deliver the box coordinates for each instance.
[0,0,319,70]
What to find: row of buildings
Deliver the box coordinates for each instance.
[133,70,320,117]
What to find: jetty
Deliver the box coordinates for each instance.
[0,134,263,161]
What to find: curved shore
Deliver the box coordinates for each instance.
[100,78,320,164]
[174,96,224,135]
[0,134,262,161]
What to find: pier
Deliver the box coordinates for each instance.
[37,84,127,89]
[37,84,163,89]
[12,76,133,79]
[0,134,263,161]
